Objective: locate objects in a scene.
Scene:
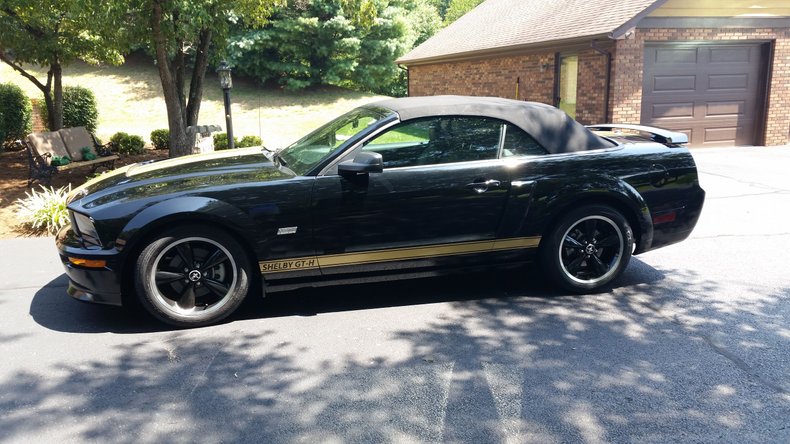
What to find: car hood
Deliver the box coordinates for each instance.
[68,147,294,209]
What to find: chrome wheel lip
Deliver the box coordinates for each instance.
[558,215,624,286]
[149,237,238,318]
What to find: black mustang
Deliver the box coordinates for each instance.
[57,96,705,326]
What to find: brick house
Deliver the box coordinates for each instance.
[397,0,790,147]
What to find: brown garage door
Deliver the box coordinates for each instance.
[641,42,769,147]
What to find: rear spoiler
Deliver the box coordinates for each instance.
[586,124,689,147]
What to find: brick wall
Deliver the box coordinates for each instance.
[408,53,556,105]
[611,27,790,146]
[576,48,609,125]
[407,48,612,125]
[766,36,790,145]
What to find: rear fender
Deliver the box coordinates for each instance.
[534,176,654,253]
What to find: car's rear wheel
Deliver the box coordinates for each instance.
[134,225,251,327]
[541,205,633,293]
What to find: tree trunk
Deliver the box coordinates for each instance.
[151,0,191,157]
[43,94,56,131]
[185,28,212,127]
[174,43,186,128]
[51,60,64,130]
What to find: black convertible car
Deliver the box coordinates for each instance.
[57,96,704,326]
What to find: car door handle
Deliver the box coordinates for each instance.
[465,179,501,194]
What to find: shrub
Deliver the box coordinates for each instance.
[238,135,262,148]
[40,86,99,132]
[0,82,32,146]
[150,129,169,150]
[213,132,237,150]
[214,133,262,150]
[15,185,71,235]
[110,132,146,155]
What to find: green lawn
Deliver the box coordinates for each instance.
[0,54,387,149]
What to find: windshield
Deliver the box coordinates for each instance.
[277,106,395,175]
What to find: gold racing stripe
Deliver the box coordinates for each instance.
[258,236,541,274]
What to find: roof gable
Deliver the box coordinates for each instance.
[398,0,661,64]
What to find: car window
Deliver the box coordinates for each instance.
[362,116,502,168]
[278,107,393,175]
[501,124,547,157]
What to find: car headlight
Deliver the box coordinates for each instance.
[71,211,102,249]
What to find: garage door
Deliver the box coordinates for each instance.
[641,42,768,147]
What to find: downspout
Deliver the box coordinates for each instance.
[590,40,612,123]
[397,64,409,97]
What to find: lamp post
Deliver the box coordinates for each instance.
[217,61,235,149]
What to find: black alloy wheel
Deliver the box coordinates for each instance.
[135,225,251,327]
[542,205,633,293]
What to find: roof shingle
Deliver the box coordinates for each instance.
[398,0,659,64]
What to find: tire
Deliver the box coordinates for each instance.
[541,205,633,293]
[134,225,251,327]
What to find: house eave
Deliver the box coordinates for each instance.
[397,34,613,67]
[610,0,669,39]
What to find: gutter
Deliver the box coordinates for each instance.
[397,34,610,67]
[397,64,409,96]
[590,40,612,122]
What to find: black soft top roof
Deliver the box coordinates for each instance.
[370,95,613,154]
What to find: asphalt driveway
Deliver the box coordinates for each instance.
[0,146,788,443]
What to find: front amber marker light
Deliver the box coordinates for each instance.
[68,257,107,268]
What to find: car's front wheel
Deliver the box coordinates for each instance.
[134,225,251,327]
[541,205,633,293]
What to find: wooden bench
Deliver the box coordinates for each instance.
[22,127,119,187]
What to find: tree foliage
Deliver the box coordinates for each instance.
[228,0,441,96]
[405,0,444,46]
[0,0,126,130]
[444,0,483,24]
[118,0,282,157]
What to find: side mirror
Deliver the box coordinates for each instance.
[338,151,383,176]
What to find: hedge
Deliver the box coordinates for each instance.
[214,133,262,150]
[238,135,262,148]
[110,132,146,155]
[0,83,32,146]
[40,86,99,133]
[150,129,169,150]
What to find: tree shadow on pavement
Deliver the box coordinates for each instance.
[13,259,788,442]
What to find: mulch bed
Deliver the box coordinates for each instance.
[0,148,168,239]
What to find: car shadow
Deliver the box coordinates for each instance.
[29,258,665,334]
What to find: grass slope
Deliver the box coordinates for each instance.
[0,54,387,149]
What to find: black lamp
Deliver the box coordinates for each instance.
[217,61,235,149]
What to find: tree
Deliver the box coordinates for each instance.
[229,2,361,91]
[123,0,282,157]
[427,0,451,20]
[0,0,125,130]
[228,0,440,96]
[353,1,441,96]
[444,0,483,24]
[403,0,443,46]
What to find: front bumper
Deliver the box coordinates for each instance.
[56,225,124,306]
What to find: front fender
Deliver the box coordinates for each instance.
[115,196,259,256]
